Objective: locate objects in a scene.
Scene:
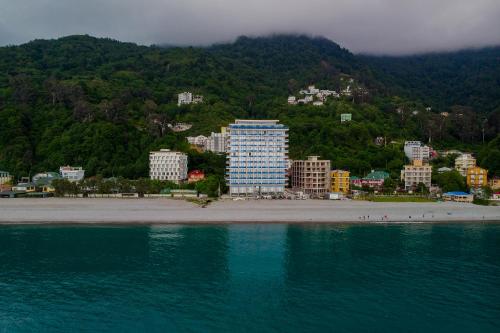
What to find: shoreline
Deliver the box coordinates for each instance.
[0,198,499,225]
[1,220,499,226]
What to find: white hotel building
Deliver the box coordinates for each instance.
[226,120,288,197]
[404,141,430,162]
[149,149,188,183]
[59,166,85,182]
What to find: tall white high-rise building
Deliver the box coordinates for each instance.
[149,149,188,183]
[226,120,288,197]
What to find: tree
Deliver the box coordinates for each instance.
[415,182,429,195]
[9,74,36,104]
[52,179,72,197]
[433,170,466,193]
[195,175,223,197]
[73,100,94,122]
[382,177,397,194]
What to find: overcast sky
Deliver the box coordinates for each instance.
[1,0,499,54]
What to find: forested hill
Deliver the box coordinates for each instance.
[0,34,499,180]
[362,47,500,113]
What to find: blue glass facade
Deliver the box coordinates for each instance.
[227,120,289,196]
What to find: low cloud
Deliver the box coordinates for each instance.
[1,0,499,54]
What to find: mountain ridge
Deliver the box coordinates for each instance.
[0,34,498,180]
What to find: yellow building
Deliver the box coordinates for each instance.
[42,185,56,193]
[467,167,488,188]
[331,170,350,194]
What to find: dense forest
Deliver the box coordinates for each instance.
[0,34,499,184]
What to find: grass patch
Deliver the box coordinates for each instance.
[186,198,213,207]
[473,198,492,206]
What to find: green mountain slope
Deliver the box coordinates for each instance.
[0,34,498,180]
[362,47,500,114]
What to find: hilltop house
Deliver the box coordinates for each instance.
[178,92,203,106]
[290,85,339,106]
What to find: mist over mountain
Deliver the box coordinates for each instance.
[0,34,499,180]
[1,0,500,55]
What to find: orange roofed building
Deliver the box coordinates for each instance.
[188,170,205,183]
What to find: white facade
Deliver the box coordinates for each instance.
[292,85,338,105]
[207,132,228,153]
[149,149,188,183]
[455,153,476,177]
[177,92,203,106]
[186,135,208,147]
[59,166,85,182]
[404,141,430,161]
[178,92,192,106]
[308,85,320,94]
[226,120,288,196]
[408,146,430,162]
[404,141,421,158]
[401,160,432,191]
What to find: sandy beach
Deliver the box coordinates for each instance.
[0,198,498,224]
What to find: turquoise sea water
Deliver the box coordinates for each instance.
[0,224,499,332]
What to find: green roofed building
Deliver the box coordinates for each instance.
[32,172,62,184]
[351,170,389,188]
[341,113,352,122]
[365,171,390,180]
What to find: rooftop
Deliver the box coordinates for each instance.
[235,119,279,124]
[444,191,471,196]
[364,171,390,180]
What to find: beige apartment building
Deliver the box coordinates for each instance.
[455,153,476,177]
[291,156,331,197]
[401,159,432,191]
